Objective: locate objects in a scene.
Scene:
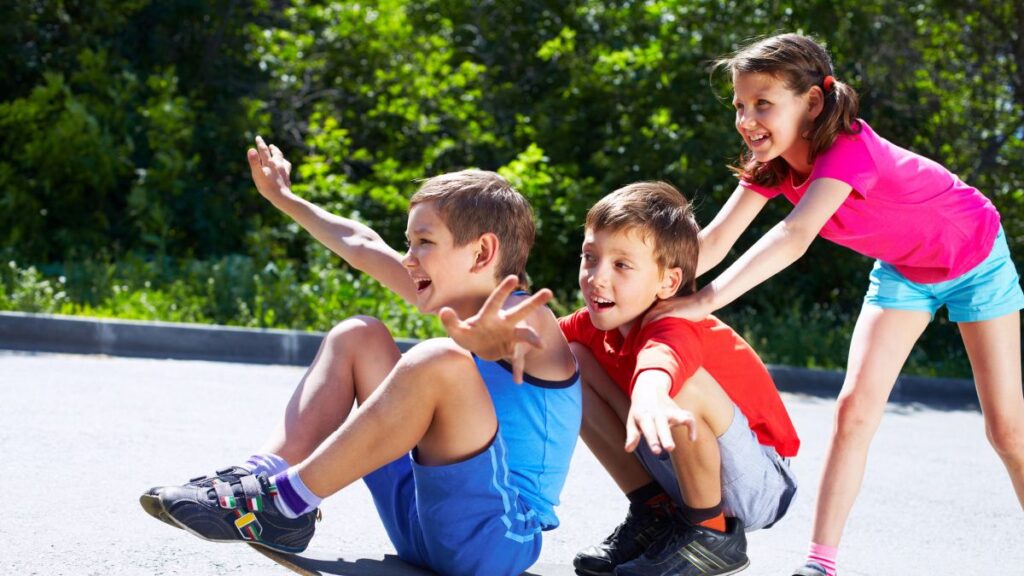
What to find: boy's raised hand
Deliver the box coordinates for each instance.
[247,135,293,204]
[439,275,553,384]
[624,376,697,456]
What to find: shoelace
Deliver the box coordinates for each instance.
[642,520,689,559]
[605,513,637,545]
[604,508,657,549]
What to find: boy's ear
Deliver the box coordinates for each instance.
[657,266,684,299]
[471,232,500,273]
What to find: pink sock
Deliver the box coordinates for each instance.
[807,542,838,576]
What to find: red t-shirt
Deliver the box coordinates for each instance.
[558,309,800,457]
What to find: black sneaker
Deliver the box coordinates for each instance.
[613,517,749,576]
[140,466,252,528]
[792,562,829,576]
[573,504,674,575]
[155,472,317,554]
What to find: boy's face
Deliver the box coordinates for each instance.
[403,201,485,315]
[579,227,681,335]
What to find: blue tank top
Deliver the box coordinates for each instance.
[474,356,581,529]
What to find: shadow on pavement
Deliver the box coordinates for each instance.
[252,548,559,576]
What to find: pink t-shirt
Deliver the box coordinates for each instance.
[740,120,1000,283]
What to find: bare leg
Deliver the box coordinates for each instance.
[293,338,499,498]
[811,306,930,546]
[667,368,736,508]
[259,316,402,464]
[960,311,1024,507]
[573,343,653,494]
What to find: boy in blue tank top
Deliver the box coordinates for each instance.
[140,137,582,576]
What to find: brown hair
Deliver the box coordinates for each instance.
[410,169,535,288]
[585,182,699,297]
[717,33,860,187]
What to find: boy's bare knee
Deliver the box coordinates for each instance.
[325,315,392,352]
[671,369,733,430]
[571,342,617,393]
[399,338,475,377]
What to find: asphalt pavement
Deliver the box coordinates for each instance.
[1,351,1021,576]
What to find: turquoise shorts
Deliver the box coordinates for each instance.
[864,226,1024,322]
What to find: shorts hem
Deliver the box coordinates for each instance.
[948,301,1024,323]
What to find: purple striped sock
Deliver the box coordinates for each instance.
[243,453,289,476]
[270,469,322,519]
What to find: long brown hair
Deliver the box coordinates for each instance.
[718,33,860,187]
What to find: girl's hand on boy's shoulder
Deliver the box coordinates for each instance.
[439,275,553,383]
[247,135,294,204]
[643,294,711,327]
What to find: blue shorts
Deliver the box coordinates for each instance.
[634,407,798,531]
[363,430,542,576]
[864,227,1024,322]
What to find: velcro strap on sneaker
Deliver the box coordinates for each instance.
[234,511,262,541]
[212,479,237,509]
[239,474,265,512]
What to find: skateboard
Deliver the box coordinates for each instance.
[249,545,437,576]
[249,544,323,576]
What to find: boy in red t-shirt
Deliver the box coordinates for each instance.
[564,182,799,576]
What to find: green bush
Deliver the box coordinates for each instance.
[1,254,442,340]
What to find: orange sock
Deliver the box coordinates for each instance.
[698,512,726,532]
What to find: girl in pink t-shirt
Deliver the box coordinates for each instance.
[658,33,1024,576]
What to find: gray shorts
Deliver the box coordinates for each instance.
[634,406,797,531]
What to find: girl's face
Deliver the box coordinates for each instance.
[732,71,820,175]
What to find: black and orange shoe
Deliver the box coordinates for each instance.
[573,503,674,575]
[613,517,748,576]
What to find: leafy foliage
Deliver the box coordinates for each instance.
[3,0,1021,377]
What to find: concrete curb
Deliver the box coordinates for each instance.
[0,311,418,365]
[0,311,977,407]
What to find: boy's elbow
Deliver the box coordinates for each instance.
[344,233,386,268]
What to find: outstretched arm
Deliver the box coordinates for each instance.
[248,136,417,304]
[624,371,698,455]
[696,185,770,277]
[653,177,853,322]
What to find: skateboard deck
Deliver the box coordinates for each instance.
[248,546,574,575]
[250,544,322,576]
[249,545,437,576]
